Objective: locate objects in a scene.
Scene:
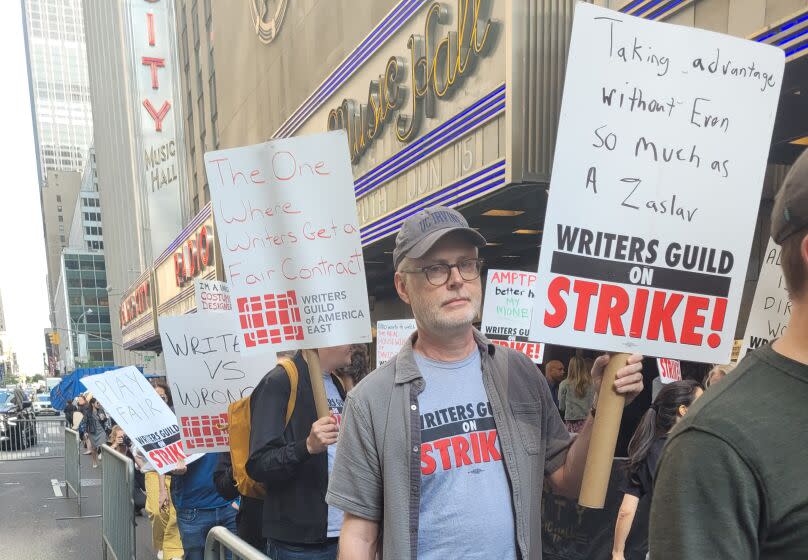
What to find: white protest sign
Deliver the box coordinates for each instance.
[530,3,784,363]
[204,131,371,353]
[740,238,791,359]
[159,311,276,453]
[481,270,544,363]
[656,358,682,384]
[81,367,194,474]
[195,279,233,313]
[376,319,417,366]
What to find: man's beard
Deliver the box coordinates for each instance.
[411,290,481,333]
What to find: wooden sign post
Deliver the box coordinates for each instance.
[303,349,330,419]
[578,353,629,509]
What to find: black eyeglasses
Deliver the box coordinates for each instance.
[400,258,484,286]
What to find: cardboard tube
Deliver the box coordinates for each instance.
[578,352,630,509]
[302,349,330,419]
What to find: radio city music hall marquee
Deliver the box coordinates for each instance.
[326,0,493,163]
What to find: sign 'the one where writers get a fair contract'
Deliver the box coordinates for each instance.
[204,130,372,354]
[739,237,791,359]
[81,367,202,474]
[531,3,784,363]
[159,311,275,453]
[481,270,544,363]
[376,319,418,366]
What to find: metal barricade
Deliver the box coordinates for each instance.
[0,416,65,460]
[204,526,271,560]
[56,427,99,519]
[101,444,136,560]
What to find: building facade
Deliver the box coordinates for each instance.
[53,250,113,369]
[21,0,93,182]
[41,169,81,303]
[83,0,188,365]
[120,0,808,367]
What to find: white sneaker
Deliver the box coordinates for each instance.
[156,551,163,560]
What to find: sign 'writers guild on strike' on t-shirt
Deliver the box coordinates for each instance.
[203,130,372,354]
[530,3,784,363]
[414,351,517,559]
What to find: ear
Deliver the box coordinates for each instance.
[678,404,688,418]
[394,272,412,305]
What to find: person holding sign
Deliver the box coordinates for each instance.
[611,380,702,560]
[247,347,352,560]
[650,151,808,558]
[327,206,644,560]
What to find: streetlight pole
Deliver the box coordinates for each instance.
[69,308,93,368]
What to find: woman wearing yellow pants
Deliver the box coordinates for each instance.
[144,471,184,560]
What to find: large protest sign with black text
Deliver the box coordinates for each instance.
[204,131,372,353]
[159,311,275,453]
[481,270,544,363]
[81,367,199,473]
[531,3,784,363]
[740,238,791,359]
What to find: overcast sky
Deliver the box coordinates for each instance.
[0,1,50,375]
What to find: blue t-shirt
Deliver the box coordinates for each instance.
[171,452,232,510]
[414,350,517,559]
[324,374,345,537]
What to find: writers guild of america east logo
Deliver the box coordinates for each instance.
[249,0,288,44]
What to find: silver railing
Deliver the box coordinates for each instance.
[204,526,271,560]
[56,427,99,519]
[0,416,66,460]
[101,444,136,560]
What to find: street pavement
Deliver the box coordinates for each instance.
[0,439,156,560]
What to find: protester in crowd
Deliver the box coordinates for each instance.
[558,356,596,433]
[213,452,265,551]
[704,364,733,388]
[612,380,703,560]
[247,346,353,560]
[171,453,237,560]
[75,394,91,454]
[63,399,76,428]
[334,344,371,391]
[135,382,184,560]
[109,425,146,516]
[85,398,107,468]
[650,150,808,558]
[543,359,566,407]
[327,206,644,559]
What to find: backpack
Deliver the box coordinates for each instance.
[227,357,299,499]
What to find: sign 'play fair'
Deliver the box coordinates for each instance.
[204,131,372,353]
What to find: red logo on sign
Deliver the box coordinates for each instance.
[237,291,305,348]
[180,413,229,450]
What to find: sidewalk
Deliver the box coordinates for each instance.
[0,450,157,559]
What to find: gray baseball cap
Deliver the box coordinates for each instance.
[393,206,486,269]
[772,148,808,244]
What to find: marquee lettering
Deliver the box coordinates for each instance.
[326,0,493,163]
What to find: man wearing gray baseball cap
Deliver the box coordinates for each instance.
[327,205,644,559]
[650,149,808,559]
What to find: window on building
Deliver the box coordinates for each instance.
[60,235,66,243]
[85,227,91,236]
[193,194,199,215]
[99,242,104,250]
[58,215,63,222]
[57,205,62,212]
[56,194,62,202]
[203,182,210,204]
